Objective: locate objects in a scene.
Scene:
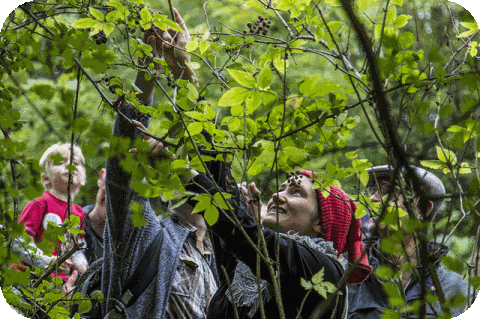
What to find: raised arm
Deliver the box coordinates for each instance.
[185,173,342,289]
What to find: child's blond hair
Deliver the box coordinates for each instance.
[39,143,86,188]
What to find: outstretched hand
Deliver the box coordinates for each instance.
[61,270,78,297]
[238,182,265,223]
[161,8,197,84]
[129,120,174,161]
[142,8,197,84]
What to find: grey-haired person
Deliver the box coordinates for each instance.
[347,165,472,318]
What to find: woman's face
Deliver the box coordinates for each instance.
[263,175,321,237]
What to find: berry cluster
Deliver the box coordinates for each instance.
[103,76,121,94]
[166,74,174,87]
[286,174,303,187]
[93,30,107,45]
[112,96,152,121]
[243,16,271,35]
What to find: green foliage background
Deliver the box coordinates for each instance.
[1,0,480,317]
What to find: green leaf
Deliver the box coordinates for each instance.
[214,192,232,210]
[469,41,478,58]
[90,290,104,300]
[436,66,446,82]
[140,6,152,22]
[218,87,249,107]
[205,205,219,225]
[442,255,463,273]
[290,39,307,47]
[420,160,445,170]
[436,146,457,164]
[89,7,105,21]
[152,15,183,32]
[355,205,367,219]
[78,299,92,314]
[326,162,337,176]
[71,18,97,29]
[398,32,414,49]
[314,28,325,42]
[311,268,325,284]
[185,39,199,52]
[345,150,358,159]
[386,6,397,26]
[327,21,344,33]
[393,15,411,28]
[32,82,56,100]
[187,122,204,136]
[301,278,313,290]
[187,83,199,102]
[245,91,262,115]
[131,211,146,227]
[460,22,479,30]
[106,10,119,22]
[391,0,403,5]
[357,0,374,12]
[69,227,85,236]
[468,276,480,290]
[459,162,472,174]
[247,160,264,175]
[457,29,476,39]
[199,41,210,54]
[227,69,256,88]
[358,170,369,187]
[257,64,273,89]
[103,24,115,37]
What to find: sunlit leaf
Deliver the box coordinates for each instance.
[89,7,105,21]
[227,69,256,88]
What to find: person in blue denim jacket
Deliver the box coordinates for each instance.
[347,165,473,318]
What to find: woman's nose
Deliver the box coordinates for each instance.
[272,192,286,203]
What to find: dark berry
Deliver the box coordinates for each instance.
[258,26,263,31]
[262,31,267,35]
[243,30,247,34]
[258,15,263,21]
[96,39,102,45]
[247,22,252,28]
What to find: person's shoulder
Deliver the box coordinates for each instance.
[438,263,469,283]
[83,204,95,215]
[20,193,48,215]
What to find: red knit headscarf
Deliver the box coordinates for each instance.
[298,170,372,284]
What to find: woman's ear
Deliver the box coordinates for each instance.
[312,217,322,237]
[424,200,434,219]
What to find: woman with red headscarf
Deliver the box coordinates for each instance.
[183,168,372,319]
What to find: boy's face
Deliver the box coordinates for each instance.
[44,151,86,193]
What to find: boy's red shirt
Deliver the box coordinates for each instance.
[15,191,85,281]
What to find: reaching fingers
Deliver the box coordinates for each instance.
[148,138,166,154]
[173,8,190,40]
[162,30,174,49]
[249,182,260,195]
[132,120,151,140]
[64,259,73,268]
[146,34,160,58]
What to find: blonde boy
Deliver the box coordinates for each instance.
[14,143,88,281]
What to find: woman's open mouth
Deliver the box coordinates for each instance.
[268,206,286,215]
